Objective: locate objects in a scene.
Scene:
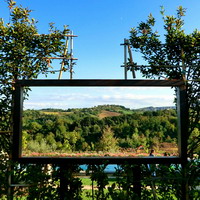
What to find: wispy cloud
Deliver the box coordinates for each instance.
[24,87,175,110]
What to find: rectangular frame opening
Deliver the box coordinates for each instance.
[13,79,187,164]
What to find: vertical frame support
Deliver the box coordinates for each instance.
[60,164,69,200]
[177,84,189,200]
[12,84,23,161]
[124,38,128,80]
[133,164,141,198]
[177,84,188,163]
[7,172,13,200]
[121,38,136,79]
[58,36,69,79]
[69,31,74,80]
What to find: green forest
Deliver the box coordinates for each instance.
[22,105,178,156]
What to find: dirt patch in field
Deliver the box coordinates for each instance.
[98,110,121,119]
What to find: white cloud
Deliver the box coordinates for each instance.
[24,87,175,110]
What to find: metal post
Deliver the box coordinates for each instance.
[58,36,69,79]
[177,84,189,200]
[92,166,94,200]
[70,31,74,79]
[70,31,73,57]
[7,165,13,200]
[69,61,73,80]
[127,40,136,78]
[133,165,141,199]
[60,164,68,200]
[177,84,188,161]
[124,38,128,80]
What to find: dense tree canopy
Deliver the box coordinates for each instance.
[0,0,69,149]
[22,106,178,155]
[129,6,200,157]
[0,2,71,198]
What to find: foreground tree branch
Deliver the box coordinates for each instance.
[129,6,200,157]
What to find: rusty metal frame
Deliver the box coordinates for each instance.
[12,79,188,164]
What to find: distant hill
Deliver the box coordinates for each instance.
[40,104,135,118]
[135,106,175,112]
[39,105,175,118]
[24,104,178,156]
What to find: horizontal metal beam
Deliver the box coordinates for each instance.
[15,79,184,87]
[17,156,182,165]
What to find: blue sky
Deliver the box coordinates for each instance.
[24,86,175,109]
[1,0,199,109]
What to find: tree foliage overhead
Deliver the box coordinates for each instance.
[0,1,73,198]
[129,6,200,157]
[0,0,69,133]
[130,6,200,80]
